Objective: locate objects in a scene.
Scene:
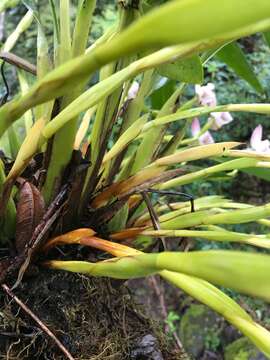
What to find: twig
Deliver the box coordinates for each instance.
[1,283,75,360]
[142,191,167,251]
[148,276,183,350]
[12,206,64,289]
[0,52,37,75]
[146,189,195,213]
[148,276,168,323]
[144,191,184,350]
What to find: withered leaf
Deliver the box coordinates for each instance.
[91,167,185,209]
[15,181,45,253]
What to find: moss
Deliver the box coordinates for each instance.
[179,304,222,358]
[0,269,187,359]
[224,337,266,360]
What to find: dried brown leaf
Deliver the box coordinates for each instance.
[91,167,184,208]
[110,227,145,240]
[15,181,45,253]
[42,228,96,252]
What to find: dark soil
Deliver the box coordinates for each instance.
[0,269,188,359]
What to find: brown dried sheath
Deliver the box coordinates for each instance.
[15,181,45,253]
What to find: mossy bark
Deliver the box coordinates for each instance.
[224,337,268,360]
[0,269,189,359]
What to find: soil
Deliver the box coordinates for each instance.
[0,269,188,359]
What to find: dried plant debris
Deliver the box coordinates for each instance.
[15,180,45,253]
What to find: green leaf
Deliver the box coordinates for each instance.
[47,250,270,301]
[0,160,16,241]
[216,41,264,93]
[263,31,270,47]
[143,229,270,249]
[159,203,270,229]
[72,0,96,57]
[150,79,176,110]
[160,158,259,189]
[163,271,270,357]
[115,0,270,51]
[242,167,270,181]
[0,10,34,59]
[0,0,19,12]
[155,251,270,302]
[157,55,203,84]
[102,114,149,164]
[107,203,129,233]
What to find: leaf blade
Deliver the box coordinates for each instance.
[216,41,264,93]
[157,55,203,84]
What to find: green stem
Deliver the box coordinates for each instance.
[0,160,16,243]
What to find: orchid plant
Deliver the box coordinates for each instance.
[1,0,270,357]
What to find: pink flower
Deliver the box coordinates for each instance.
[194,83,233,133]
[191,118,201,136]
[210,112,233,130]
[127,81,139,100]
[199,132,215,145]
[191,118,215,145]
[249,124,270,153]
[195,83,217,107]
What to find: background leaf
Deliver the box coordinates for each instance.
[241,167,270,181]
[263,30,270,47]
[157,55,203,84]
[216,41,264,93]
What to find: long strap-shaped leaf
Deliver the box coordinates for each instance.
[162,271,270,357]
[91,142,239,208]
[43,101,270,163]
[48,250,270,301]
[1,0,270,136]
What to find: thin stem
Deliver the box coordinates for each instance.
[1,284,75,360]
[142,191,167,251]
[146,189,195,213]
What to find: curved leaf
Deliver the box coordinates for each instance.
[163,271,270,357]
[155,251,270,301]
[216,41,264,93]
[263,31,270,47]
